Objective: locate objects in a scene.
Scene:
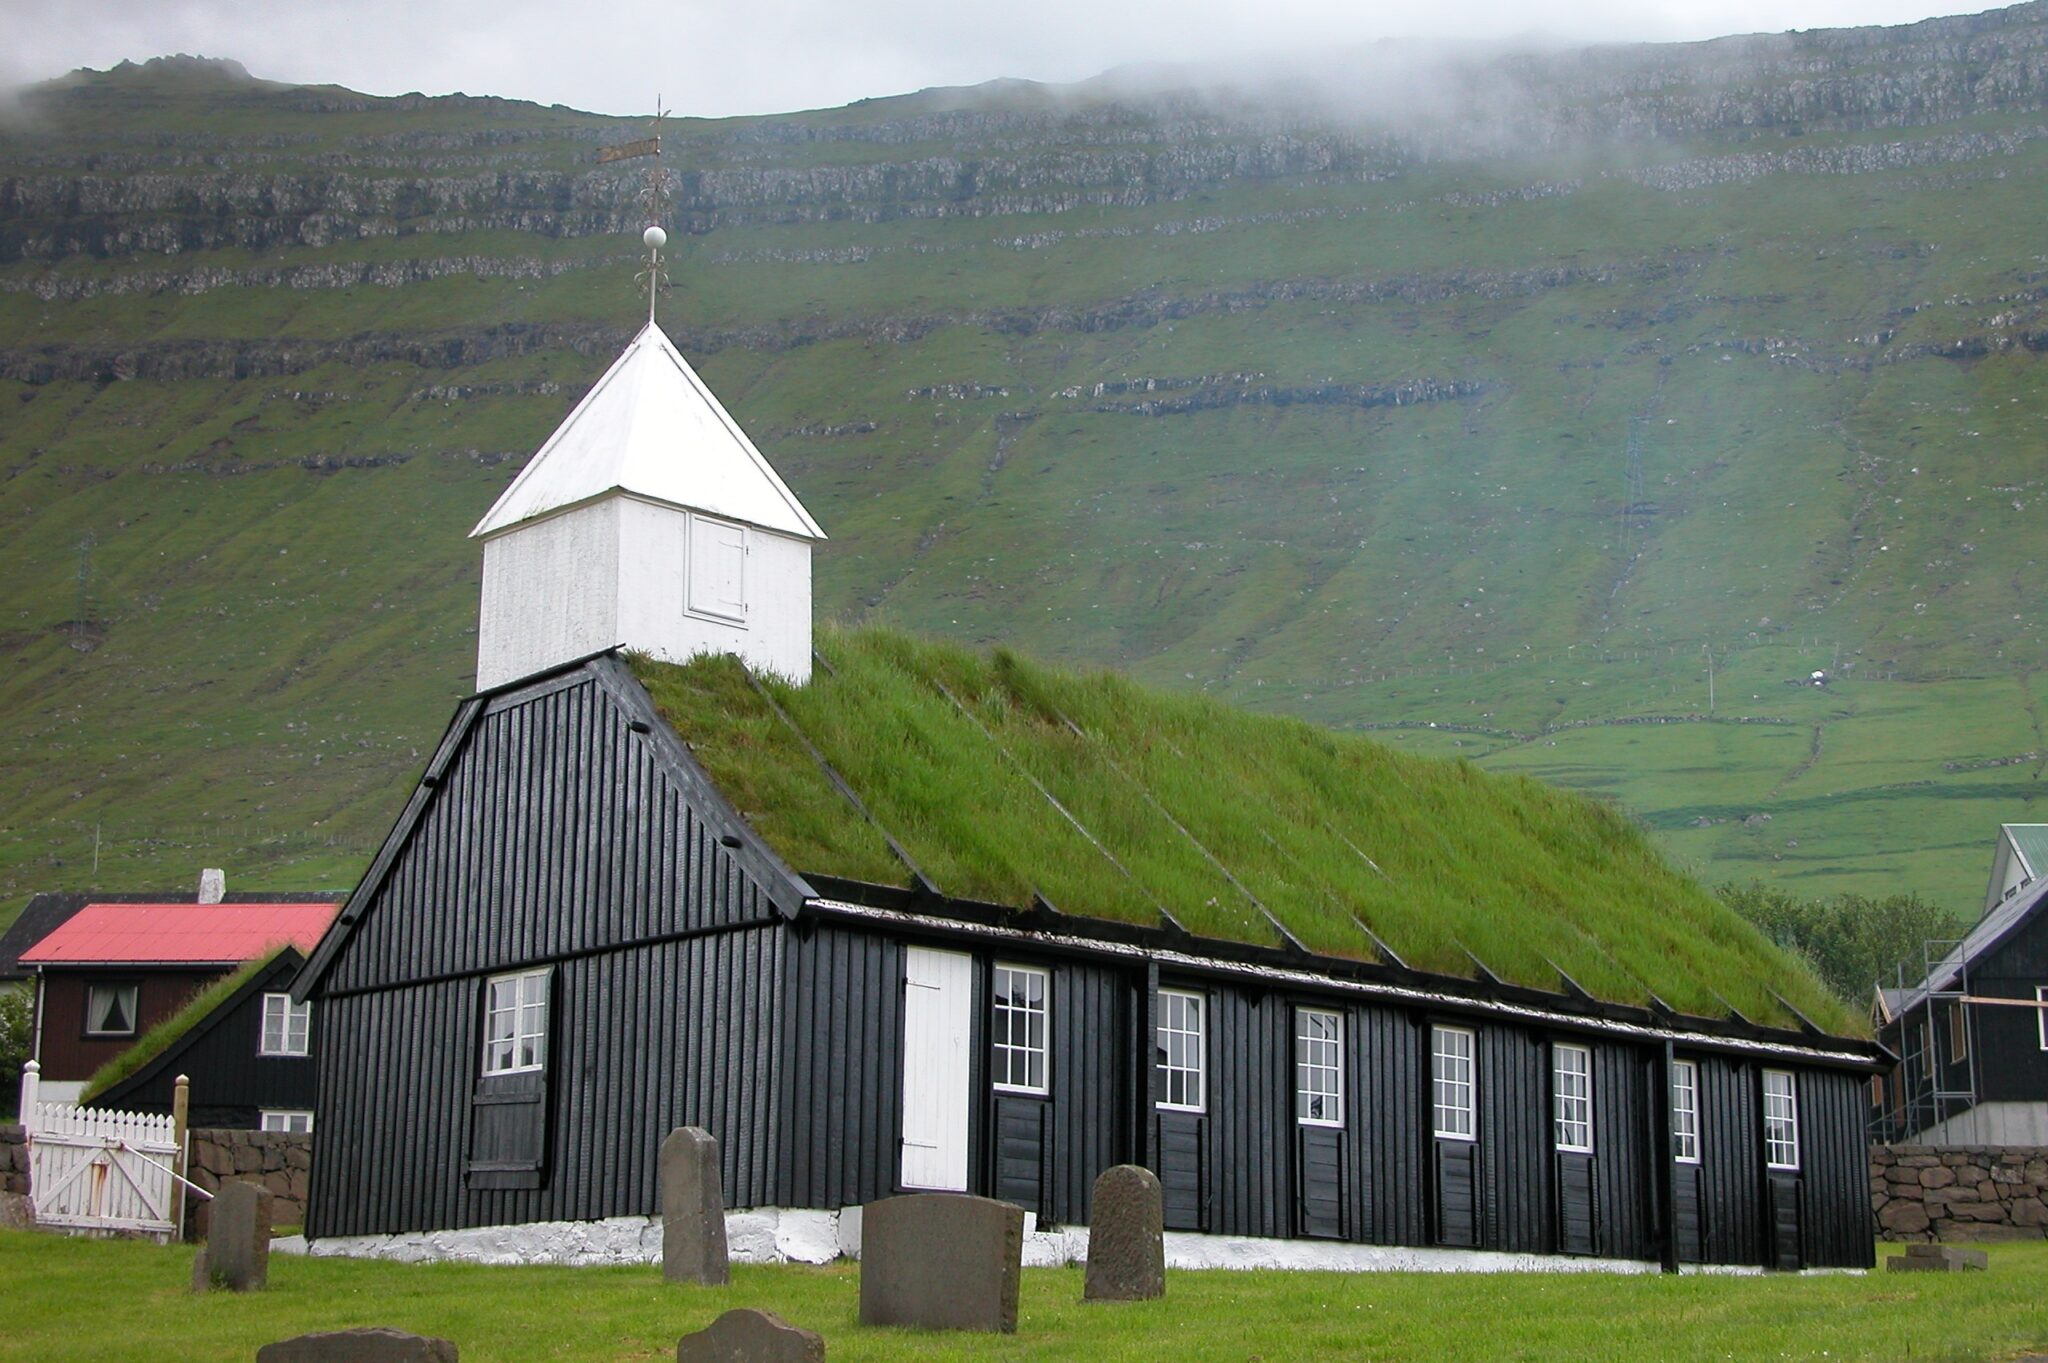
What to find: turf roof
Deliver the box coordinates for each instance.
[631,629,1860,1037]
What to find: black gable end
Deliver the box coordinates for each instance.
[309,656,813,998]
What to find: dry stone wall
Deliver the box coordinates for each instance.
[1871,1145,2048,1241]
[187,1128,311,1234]
[0,1123,26,1196]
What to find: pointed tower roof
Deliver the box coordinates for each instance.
[471,321,825,541]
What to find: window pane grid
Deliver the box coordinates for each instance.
[1671,1060,1701,1163]
[1553,1044,1593,1153]
[260,993,311,1057]
[484,969,548,1076]
[1432,1026,1474,1139]
[1763,1070,1799,1169]
[992,965,1049,1094]
[1156,990,1205,1112]
[1296,1009,1343,1127]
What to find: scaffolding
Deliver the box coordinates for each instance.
[1871,937,1980,1144]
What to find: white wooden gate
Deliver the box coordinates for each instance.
[19,1062,184,1240]
[900,946,973,1191]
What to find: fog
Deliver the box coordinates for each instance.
[1,0,2006,118]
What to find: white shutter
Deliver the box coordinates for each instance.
[900,946,973,1191]
[687,513,748,623]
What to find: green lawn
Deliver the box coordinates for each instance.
[1,1231,2043,1362]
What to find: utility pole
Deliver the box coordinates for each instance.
[1703,644,1715,715]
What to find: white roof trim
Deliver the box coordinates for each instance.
[471,321,824,542]
[803,897,1875,1066]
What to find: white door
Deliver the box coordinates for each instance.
[900,946,973,1191]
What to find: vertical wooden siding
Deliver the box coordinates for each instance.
[1351,1004,1427,1247]
[1800,1068,1877,1268]
[325,675,779,994]
[777,926,904,1211]
[1477,1026,1551,1253]
[1689,1053,1764,1265]
[308,927,783,1238]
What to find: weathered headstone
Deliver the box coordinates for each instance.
[1084,1165,1164,1301]
[196,1179,272,1291]
[675,1308,824,1363]
[254,1326,459,1361]
[1886,1243,1988,1272]
[858,1193,1022,1333]
[661,1127,730,1286]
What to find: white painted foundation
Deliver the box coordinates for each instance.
[293,1206,1689,1275]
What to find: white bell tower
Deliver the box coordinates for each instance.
[471,238,824,689]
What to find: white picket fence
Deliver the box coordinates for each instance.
[18,1061,187,1241]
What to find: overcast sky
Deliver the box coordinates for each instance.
[4,0,2007,119]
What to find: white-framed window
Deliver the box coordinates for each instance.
[1155,989,1206,1112]
[1296,1008,1343,1127]
[260,1110,314,1134]
[1671,1059,1701,1164]
[1432,1024,1475,1140]
[991,963,1049,1095]
[1554,1043,1593,1153]
[1763,1069,1799,1170]
[259,992,311,1057]
[2037,986,2047,1050]
[483,968,549,1076]
[686,512,749,624]
[85,982,138,1037]
[1948,1001,1967,1064]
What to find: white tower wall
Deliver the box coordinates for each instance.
[615,496,813,683]
[477,501,621,691]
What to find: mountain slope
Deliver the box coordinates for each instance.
[2,13,2047,918]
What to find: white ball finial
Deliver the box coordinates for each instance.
[642,225,667,250]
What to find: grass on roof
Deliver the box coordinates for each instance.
[632,628,1860,1036]
[78,950,283,1106]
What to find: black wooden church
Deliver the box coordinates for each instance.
[295,320,1882,1271]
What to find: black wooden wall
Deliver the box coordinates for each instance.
[307,667,797,1238]
[308,926,784,1237]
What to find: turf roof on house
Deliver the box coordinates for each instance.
[632,630,1860,1037]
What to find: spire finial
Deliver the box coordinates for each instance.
[602,97,674,324]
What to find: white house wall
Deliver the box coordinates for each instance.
[477,501,621,690]
[615,497,812,684]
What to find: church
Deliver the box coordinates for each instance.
[292,295,1882,1272]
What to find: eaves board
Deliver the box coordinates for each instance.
[290,691,491,1002]
[798,897,1885,1073]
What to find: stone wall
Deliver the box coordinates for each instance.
[1872,1145,2048,1241]
[0,1123,26,1196]
[187,1128,311,1235]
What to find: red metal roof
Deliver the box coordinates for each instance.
[18,901,340,965]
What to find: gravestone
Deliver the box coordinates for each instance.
[1887,1243,1989,1272]
[675,1308,824,1363]
[858,1193,1022,1333]
[1084,1165,1165,1301]
[196,1180,272,1292]
[255,1326,460,1361]
[661,1127,730,1286]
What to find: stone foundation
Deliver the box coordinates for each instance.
[295,1207,1673,1275]
[1871,1144,2048,1242]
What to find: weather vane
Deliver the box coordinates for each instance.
[599,98,675,323]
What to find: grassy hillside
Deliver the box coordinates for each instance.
[635,630,1855,1032]
[3,12,2048,928]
